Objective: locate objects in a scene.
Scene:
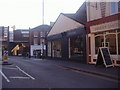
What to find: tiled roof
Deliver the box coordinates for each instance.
[31,25,51,31]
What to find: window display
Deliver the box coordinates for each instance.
[52,40,61,57]
[70,35,83,58]
[105,34,116,54]
[95,30,118,55]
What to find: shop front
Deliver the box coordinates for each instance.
[47,27,86,63]
[30,45,41,57]
[86,13,120,66]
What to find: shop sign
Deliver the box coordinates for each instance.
[90,20,120,33]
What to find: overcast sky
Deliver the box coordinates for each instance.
[0,0,85,30]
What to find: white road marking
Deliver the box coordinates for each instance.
[9,76,30,79]
[16,65,35,80]
[0,70,10,82]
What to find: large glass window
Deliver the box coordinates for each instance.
[70,35,83,58]
[95,31,117,55]
[52,40,61,57]
[105,34,116,54]
[95,35,104,54]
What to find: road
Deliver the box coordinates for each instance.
[1,56,119,88]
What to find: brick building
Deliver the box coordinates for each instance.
[29,25,51,57]
[0,26,9,51]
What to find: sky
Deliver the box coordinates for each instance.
[0,0,85,30]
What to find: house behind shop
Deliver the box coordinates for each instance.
[29,25,51,58]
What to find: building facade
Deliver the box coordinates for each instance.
[47,26,86,62]
[0,26,9,50]
[86,1,119,22]
[86,1,120,66]
[47,12,87,62]
[29,25,51,57]
[0,26,9,60]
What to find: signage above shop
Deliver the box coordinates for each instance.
[90,20,120,33]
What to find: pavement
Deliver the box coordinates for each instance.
[45,58,120,81]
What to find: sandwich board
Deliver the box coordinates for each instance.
[96,47,114,68]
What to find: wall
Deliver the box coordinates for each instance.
[86,1,119,22]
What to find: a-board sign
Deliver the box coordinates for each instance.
[96,47,114,68]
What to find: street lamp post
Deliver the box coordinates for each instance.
[42,0,44,24]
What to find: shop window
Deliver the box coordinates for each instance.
[95,35,104,54]
[118,33,120,55]
[52,40,61,58]
[105,34,116,54]
[70,36,83,58]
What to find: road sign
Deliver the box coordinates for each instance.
[3,50,8,62]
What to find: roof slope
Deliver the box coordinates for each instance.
[31,25,51,31]
[48,14,83,36]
